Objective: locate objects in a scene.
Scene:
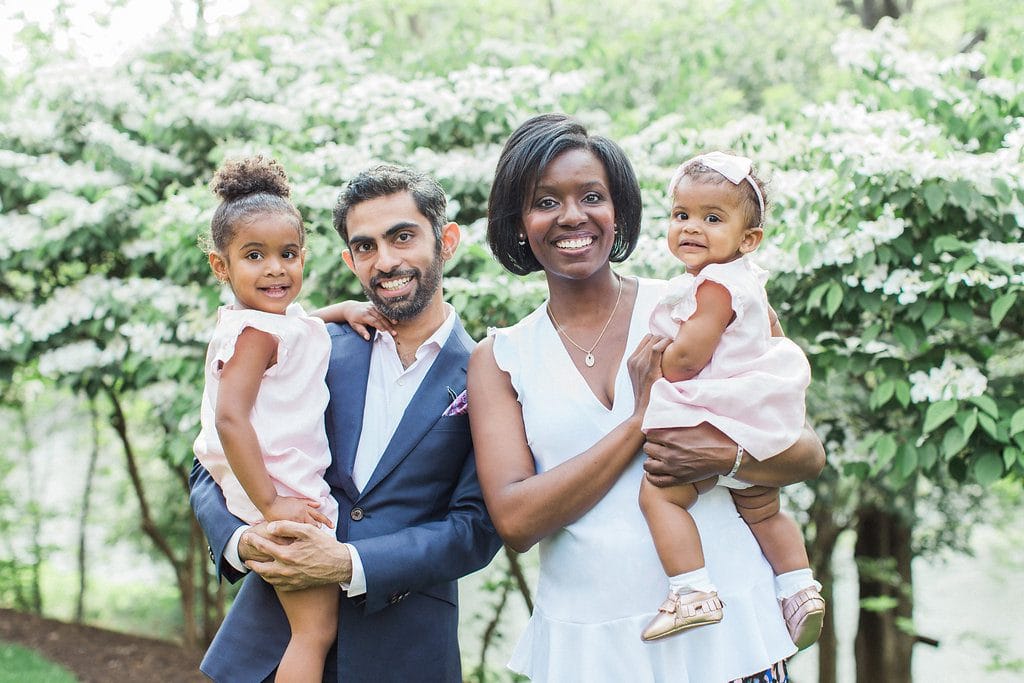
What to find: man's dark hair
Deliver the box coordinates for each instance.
[486,113,642,275]
[333,165,447,242]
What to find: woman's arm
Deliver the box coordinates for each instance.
[642,421,825,488]
[216,327,331,526]
[468,334,668,552]
[661,281,733,382]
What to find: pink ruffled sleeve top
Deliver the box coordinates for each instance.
[192,303,338,528]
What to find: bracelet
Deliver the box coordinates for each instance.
[726,445,744,479]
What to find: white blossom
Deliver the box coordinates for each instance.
[908,357,988,403]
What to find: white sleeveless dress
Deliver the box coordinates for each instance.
[491,277,795,682]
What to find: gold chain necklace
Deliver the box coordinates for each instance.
[547,275,623,368]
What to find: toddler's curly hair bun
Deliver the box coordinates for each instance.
[206,155,303,253]
[211,155,291,202]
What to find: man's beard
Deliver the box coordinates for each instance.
[365,246,444,322]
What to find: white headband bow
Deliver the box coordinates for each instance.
[667,151,765,226]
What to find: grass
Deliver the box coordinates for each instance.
[0,642,77,683]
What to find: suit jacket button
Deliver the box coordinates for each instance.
[350,507,364,521]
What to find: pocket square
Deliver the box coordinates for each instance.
[442,388,468,417]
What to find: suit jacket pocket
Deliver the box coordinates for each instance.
[432,412,470,432]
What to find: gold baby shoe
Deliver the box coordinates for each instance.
[641,590,724,642]
[781,586,826,650]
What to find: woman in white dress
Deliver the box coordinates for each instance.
[467,113,826,682]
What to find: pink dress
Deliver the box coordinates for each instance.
[642,258,810,467]
[193,303,338,529]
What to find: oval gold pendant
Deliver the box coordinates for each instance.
[585,353,595,367]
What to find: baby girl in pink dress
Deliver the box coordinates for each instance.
[637,152,825,650]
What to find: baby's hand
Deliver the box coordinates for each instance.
[313,301,396,340]
[263,496,335,528]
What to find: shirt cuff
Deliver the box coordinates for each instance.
[225,524,251,574]
[343,543,367,596]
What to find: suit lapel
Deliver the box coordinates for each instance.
[324,326,370,502]
[359,321,472,497]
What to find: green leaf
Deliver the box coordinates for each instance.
[949,180,973,208]
[968,395,998,419]
[1011,408,1024,437]
[897,444,918,478]
[825,282,843,317]
[1003,447,1020,469]
[923,183,945,215]
[873,434,898,473]
[955,409,978,440]
[933,235,962,252]
[893,324,918,351]
[918,443,938,469]
[923,400,958,433]
[978,413,1000,440]
[991,292,1017,327]
[807,282,830,311]
[798,242,815,267]
[871,380,895,409]
[895,381,911,408]
[942,426,968,458]
[973,454,1003,485]
[921,301,944,330]
[947,302,973,323]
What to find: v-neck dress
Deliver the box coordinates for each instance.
[490,277,794,682]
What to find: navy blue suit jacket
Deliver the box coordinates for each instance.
[189,319,501,682]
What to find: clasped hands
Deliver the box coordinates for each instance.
[642,421,741,488]
[239,520,352,591]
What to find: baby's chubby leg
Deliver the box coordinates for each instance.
[639,476,724,641]
[728,486,808,574]
[639,476,707,575]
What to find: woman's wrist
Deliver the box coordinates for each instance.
[725,444,745,478]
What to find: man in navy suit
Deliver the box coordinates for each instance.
[190,165,502,682]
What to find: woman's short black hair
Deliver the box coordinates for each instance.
[487,113,642,275]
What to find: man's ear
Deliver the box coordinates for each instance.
[341,249,355,273]
[209,251,229,282]
[739,227,763,254]
[439,222,461,262]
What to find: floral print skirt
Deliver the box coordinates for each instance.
[733,659,788,683]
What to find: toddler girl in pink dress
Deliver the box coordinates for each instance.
[637,152,825,650]
[193,155,389,682]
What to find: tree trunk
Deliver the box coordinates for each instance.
[854,504,914,683]
[14,402,43,614]
[74,395,101,623]
[104,383,200,647]
[838,0,907,29]
[807,501,842,683]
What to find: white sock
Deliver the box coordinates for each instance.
[668,567,717,595]
[775,568,821,600]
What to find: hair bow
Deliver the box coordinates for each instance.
[667,151,765,226]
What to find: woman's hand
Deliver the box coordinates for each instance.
[627,333,670,419]
[642,423,736,487]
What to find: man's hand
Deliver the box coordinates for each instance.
[243,520,353,591]
[642,423,735,487]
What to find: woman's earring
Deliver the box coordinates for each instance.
[517,234,526,246]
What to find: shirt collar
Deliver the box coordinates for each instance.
[374,303,457,358]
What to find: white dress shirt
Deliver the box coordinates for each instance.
[226,305,457,597]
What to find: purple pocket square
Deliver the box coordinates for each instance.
[442,389,468,417]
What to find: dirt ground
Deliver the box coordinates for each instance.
[0,608,206,683]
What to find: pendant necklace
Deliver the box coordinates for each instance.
[547,275,623,368]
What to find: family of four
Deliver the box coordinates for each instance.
[189,113,826,683]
